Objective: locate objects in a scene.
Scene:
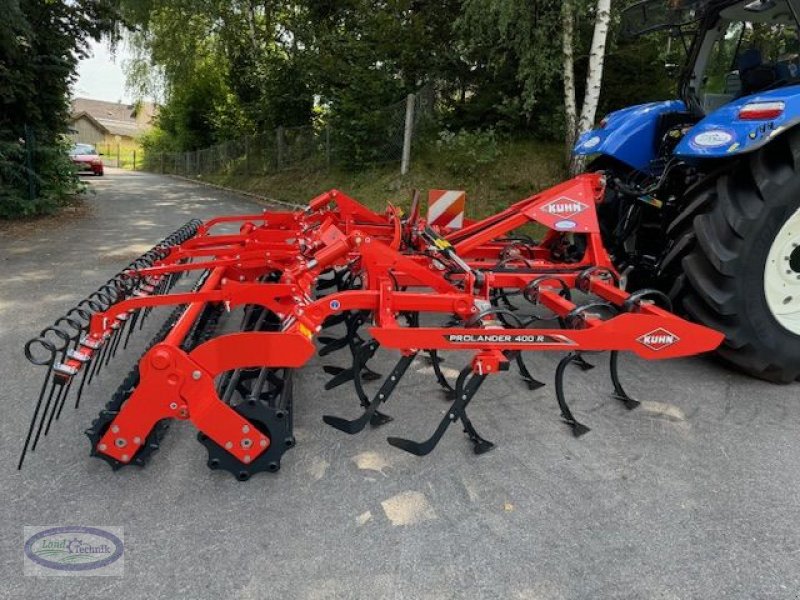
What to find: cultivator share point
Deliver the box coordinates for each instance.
[19,173,724,480]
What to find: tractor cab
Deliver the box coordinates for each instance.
[575,0,800,168]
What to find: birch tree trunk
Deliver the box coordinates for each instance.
[569,0,612,175]
[562,0,578,165]
[578,0,611,135]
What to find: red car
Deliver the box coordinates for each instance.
[69,143,104,176]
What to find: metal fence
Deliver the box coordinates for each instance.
[143,85,436,179]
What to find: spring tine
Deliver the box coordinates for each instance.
[124,310,140,348]
[321,313,348,328]
[554,353,591,437]
[460,412,495,454]
[429,350,456,400]
[44,380,70,435]
[515,353,546,391]
[107,310,130,359]
[323,352,417,434]
[318,337,350,356]
[572,353,595,371]
[17,360,55,469]
[324,367,358,390]
[54,376,75,420]
[103,326,121,367]
[73,358,93,409]
[609,351,640,410]
[388,367,486,456]
[86,339,109,384]
[88,336,111,384]
[360,366,382,381]
[30,380,58,452]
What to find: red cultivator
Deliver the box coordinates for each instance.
[19,173,724,480]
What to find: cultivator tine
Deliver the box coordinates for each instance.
[608,351,640,410]
[428,349,457,399]
[554,353,592,437]
[388,365,490,456]
[514,352,546,391]
[323,351,418,434]
[324,340,379,390]
[572,355,595,371]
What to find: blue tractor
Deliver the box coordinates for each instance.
[574,0,800,382]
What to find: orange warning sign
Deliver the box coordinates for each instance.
[427,190,465,229]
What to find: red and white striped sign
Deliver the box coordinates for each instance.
[427,190,466,229]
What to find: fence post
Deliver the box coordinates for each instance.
[160,152,164,174]
[24,124,36,202]
[325,125,331,169]
[117,144,121,168]
[401,93,415,175]
[133,150,136,171]
[245,135,250,176]
[276,126,285,170]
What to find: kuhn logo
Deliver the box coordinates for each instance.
[637,328,680,351]
[542,198,588,219]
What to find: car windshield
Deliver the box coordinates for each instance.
[70,144,96,156]
[621,0,709,38]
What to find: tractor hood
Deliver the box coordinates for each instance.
[574,100,687,170]
[674,84,800,158]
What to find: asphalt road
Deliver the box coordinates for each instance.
[1,169,799,599]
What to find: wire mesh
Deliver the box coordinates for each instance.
[143,85,436,179]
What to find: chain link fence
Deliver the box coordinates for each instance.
[143,84,436,179]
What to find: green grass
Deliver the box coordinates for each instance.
[203,139,567,219]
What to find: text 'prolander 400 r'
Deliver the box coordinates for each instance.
[19,173,725,480]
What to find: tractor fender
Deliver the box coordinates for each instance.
[675,84,800,159]
[573,100,686,170]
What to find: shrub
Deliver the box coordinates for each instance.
[0,137,84,218]
[435,129,501,176]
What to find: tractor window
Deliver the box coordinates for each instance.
[701,18,800,112]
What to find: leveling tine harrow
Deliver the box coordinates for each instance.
[19,173,724,480]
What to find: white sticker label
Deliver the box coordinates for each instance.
[555,220,577,230]
[582,136,601,149]
[692,130,733,148]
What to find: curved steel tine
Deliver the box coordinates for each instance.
[609,351,640,410]
[429,350,456,399]
[554,352,591,437]
[514,352,546,390]
[323,352,417,434]
[18,338,57,469]
[572,353,595,371]
[31,327,71,449]
[388,366,487,456]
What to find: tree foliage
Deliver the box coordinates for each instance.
[122,1,677,158]
[0,0,117,217]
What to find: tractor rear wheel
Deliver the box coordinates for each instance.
[664,129,800,383]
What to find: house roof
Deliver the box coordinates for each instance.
[70,98,157,138]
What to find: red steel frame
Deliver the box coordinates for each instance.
[43,173,724,466]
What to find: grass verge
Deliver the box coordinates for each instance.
[201,139,567,219]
